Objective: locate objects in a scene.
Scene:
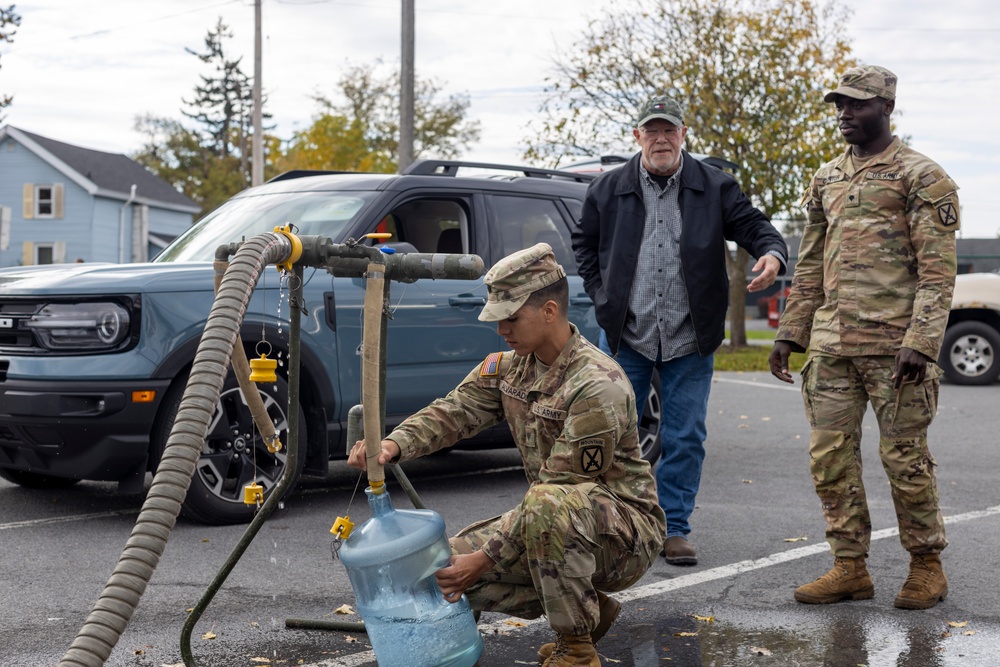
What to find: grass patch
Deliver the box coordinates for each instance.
[725,328,777,341]
[714,343,806,373]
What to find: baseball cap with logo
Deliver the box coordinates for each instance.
[636,96,685,128]
[478,243,567,322]
[824,65,897,103]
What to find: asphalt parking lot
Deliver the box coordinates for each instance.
[2,369,998,666]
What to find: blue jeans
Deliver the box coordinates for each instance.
[599,331,713,538]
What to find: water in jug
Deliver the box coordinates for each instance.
[339,487,483,667]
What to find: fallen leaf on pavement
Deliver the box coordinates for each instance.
[749,646,772,656]
[947,621,969,628]
[674,631,698,637]
[691,614,715,622]
[333,604,355,615]
[784,536,808,542]
[201,630,216,641]
[505,619,528,627]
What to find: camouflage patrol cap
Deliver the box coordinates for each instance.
[824,65,897,103]
[636,96,685,128]
[478,243,567,322]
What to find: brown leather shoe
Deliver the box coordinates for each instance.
[537,592,621,664]
[662,536,697,565]
[894,553,948,610]
[794,556,874,604]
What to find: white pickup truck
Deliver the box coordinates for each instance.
[941,272,1000,385]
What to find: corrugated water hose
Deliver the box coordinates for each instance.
[58,232,293,667]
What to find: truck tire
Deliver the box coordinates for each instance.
[152,370,307,525]
[940,321,1000,386]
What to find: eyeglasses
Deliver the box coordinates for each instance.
[638,126,683,138]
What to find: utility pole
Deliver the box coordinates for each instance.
[399,0,415,172]
[252,0,264,186]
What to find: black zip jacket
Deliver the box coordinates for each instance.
[572,151,788,356]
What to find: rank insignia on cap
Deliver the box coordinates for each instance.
[480,352,502,377]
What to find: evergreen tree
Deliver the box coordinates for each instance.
[0,4,21,120]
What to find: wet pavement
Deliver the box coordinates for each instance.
[3,371,998,666]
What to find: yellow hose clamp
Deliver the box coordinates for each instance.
[264,433,283,453]
[248,353,278,384]
[243,483,264,506]
[273,224,303,273]
[331,515,355,540]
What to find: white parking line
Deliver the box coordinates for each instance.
[714,376,801,392]
[300,503,1000,667]
[0,509,137,531]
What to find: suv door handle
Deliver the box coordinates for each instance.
[449,295,487,308]
[570,295,593,306]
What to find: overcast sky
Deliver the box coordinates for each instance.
[2,0,998,238]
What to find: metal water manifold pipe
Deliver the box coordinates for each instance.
[58,231,295,667]
[58,233,484,666]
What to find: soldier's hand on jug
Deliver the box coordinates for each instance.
[435,551,495,603]
[892,347,929,389]
[347,438,401,470]
[769,341,798,384]
[747,255,782,293]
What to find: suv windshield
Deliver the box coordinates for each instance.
[155,191,377,262]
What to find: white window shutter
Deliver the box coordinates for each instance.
[22,184,34,219]
[0,206,9,251]
[54,241,66,263]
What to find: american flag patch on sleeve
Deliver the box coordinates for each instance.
[480,352,502,377]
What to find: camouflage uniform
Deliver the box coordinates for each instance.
[388,326,666,636]
[777,136,959,557]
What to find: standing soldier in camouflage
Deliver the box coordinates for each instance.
[349,243,666,666]
[769,65,959,610]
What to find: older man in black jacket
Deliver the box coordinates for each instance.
[572,96,787,565]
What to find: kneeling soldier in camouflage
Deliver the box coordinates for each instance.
[349,243,666,665]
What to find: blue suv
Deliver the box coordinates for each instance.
[0,160,665,524]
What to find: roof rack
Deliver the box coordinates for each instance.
[402,159,596,183]
[267,169,355,183]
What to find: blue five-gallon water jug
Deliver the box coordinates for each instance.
[339,487,484,667]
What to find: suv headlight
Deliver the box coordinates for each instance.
[24,302,132,351]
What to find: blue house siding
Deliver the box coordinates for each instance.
[0,139,94,265]
[0,126,200,267]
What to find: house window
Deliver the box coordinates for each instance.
[35,243,55,265]
[35,186,55,218]
[22,183,64,220]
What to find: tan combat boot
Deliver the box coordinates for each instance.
[794,556,875,604]
[894,553,948,610]
[540,633,600,667]
[537,592,620,664]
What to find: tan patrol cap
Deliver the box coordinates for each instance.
[824,65,897,103]
[478,243,566,322]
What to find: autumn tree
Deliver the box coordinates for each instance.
[525,0,856,346]
[0,4,21,120]
[278,62,481,174]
